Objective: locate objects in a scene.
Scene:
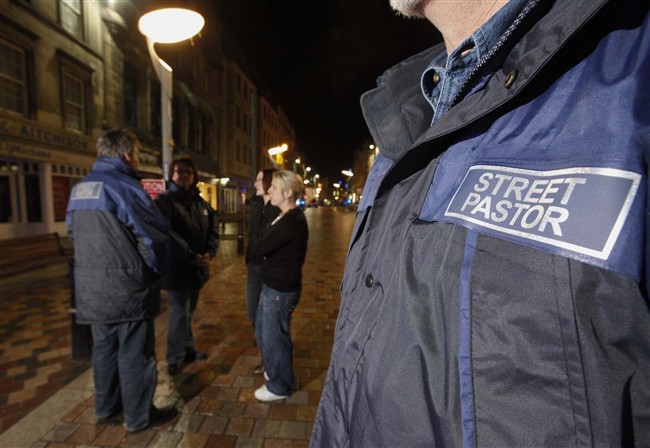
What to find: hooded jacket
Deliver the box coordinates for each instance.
[155,181,219,290]
[311,1,650,447]
[66,157,170,325]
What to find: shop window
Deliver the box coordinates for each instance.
[24,173,41,222]
[59,0,83,41]
[0,176,11,223]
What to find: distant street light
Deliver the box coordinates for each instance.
[138,8,204,181]
[341,169,354,177]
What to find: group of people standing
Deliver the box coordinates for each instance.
[67,129,308,432]
[246,168,309,401]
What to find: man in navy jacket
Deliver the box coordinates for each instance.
[311,1,649,447]
[66,129,177,433]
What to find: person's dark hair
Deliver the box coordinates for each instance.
[262,168,278,194]
[96,129,138,158]
[169,156,198,185]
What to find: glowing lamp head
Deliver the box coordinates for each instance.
[139,8,204,43]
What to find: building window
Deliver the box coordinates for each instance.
[59,54,91,133]
[201,113,210,155]
[124,62,138,128]
[0,39,29,115]
[172,101,181,149]
[187,107,196,150]
[59,0,83,40]
[150,79,161,138]
[62,71,85,131]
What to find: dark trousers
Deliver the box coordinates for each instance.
[246,263,264,327]
[91,319,156,432]
[167,289,200,364]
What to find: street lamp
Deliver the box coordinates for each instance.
[138,8,204,182]
[268,144,288,156]
[341,169,354,178]
[268,144,288,168]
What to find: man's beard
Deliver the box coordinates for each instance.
[389,0,426,18]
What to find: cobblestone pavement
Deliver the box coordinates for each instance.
[0,207,355,447]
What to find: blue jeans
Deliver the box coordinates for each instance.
[255,285,300,396]
[246,264,263,327]
[91,319,156,432]
[167,289,200,364]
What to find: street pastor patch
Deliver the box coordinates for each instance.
[443,166,640,260]
[71,182,103,200]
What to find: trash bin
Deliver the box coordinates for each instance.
[69,258,92,360]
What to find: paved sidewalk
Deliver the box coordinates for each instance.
[0,208,354,447]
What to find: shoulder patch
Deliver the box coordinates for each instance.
[71,182,103,200]
[443,165,640,260]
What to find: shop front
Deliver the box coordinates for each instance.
[0,115,96,239]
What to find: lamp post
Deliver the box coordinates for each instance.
[138,8,204,182]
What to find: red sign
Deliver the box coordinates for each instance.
[141,179,166,199]
[52,175,70,222]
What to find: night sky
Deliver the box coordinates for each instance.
[213,0,442,179]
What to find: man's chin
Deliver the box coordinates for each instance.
[389,0,426,19]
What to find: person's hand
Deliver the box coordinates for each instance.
[194,253,210,266]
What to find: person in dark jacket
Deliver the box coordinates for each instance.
[246,168,280,373]
[311,1,650,447]
[66,129,177,433]
[155,156,219,376]
[253,170,308,402]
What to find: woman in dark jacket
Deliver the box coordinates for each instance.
[246,169,281,331]
[252,170,308,401]
[155,156,219,376]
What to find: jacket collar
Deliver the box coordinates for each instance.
[168,181,200,199]
[361,0,608,163]
[93,156,139,178]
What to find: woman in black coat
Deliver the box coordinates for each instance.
[155,156,219,376]
[252,170,308,402]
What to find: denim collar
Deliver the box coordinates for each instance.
[421,0,530,123]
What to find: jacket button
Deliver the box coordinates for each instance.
[365,274,374,287]
[432,72,441,85]
[504,69,518,88]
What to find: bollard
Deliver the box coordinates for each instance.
[237,220,244,254]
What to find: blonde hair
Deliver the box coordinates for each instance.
[273,170,303,201]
